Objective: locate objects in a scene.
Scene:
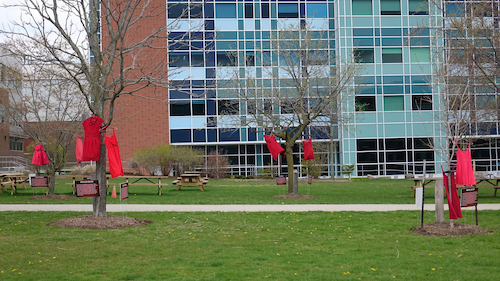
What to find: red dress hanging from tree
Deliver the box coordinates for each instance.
[104,128,124,178]
[302,138,315,161]
[81,116,103,161]
[264,134,285,161]
[455,141,476,186]
[32,143,49,165]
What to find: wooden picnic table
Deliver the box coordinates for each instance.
[59,175,169,195]
[172,173,208,191]
[0,173,30,195]
[410,177,500,197]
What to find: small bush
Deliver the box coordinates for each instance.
[71,164,96,176]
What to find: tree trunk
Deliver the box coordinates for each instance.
[48,169,56,196]
[285,141,295,194]
[93,134,107,217]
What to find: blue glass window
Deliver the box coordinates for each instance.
[217,52,236,66]
[307,3,327,18]
[193,129,206,142]
[192,100,205,115]
[383,85,404,94]
[207,100,216,115]
[169,53,190,67]
[216,3,237,18]
[382,38,402,46]
[168,3,188,19]
[171,129,192,143]
[261,3,270,18]
[383,76,404,84]
[220,129,241,142]
[205,3,214,18]
[248,128,257,141]
[278,4,299,18]
[353,28,373,36]
[169,90,190,99]
[354,38,374,47]
[207,129,217,142]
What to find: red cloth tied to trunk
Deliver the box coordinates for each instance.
[75,136,83,163]
[303,138,315,161]
[443,170,463,220]
[264,134,285,161]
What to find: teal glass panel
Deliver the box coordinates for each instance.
[262,31,270,39]
[255,4,261,18]
[384,96,404,111]
[245,31,254,39]
[410,47,430,63]
[217,32,238,40]
[246,41,255,49]
[384,112,405,122]
[216,41,237,50]
[356,124,378,137]
[409,0,428,15]
[329,19,335,29]
[241,128,247,141]
[352,0,372,15]
[255,20,261,30]
[328,3,335,18]
[380,0,400,15]
[385,124,405,137]
[271,20,277,29]
[271,3,277,18]
[238,3,244,18]
[216,4,237,18]
[307,3,327,18]
[238,20,244,30]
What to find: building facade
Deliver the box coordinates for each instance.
[114,0,500,177]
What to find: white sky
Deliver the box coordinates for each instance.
[0,1,24,33]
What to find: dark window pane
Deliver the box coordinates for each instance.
[248,128,257,141]
[192,101,205,115]
[357,139,377,151]
[385,138,405,150]
[219,145,238,154]
[217,52,236,66]
[355,96,376,111]
[414,151,434,161]
[218,100,239,115]
[170,101,191,116]
[207,129,217,142]
[169,53,190,67]
[245,3,253,18]
[191,5,203,18]
[169,90,190,99]
[191,53,204,66]
[168,3,188,18]
[412,95,432,110]
[414,138,433,149]
[193,129,206,142]
[357,152,378,163]
[171,129,192,143]
[261,3,270,18]
[386,151,406,162]
[354,48,374,63]
[219,129,240,142]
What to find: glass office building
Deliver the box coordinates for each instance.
[166,0,500,177]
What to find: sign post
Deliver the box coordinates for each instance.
[31,176,49,195]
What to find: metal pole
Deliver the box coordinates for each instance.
[421,160,426,227]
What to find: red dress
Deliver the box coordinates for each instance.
[104,128,124,178]
[303,138,315,161]
[264,134,285,161]
[82,116,103,161]
[32,143,49,165]
[75,136,83,163]
[455,141,476,185]
[443,170,463,219]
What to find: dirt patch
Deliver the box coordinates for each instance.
[413,222,491,237]
[30,195,75,200]
[48,215,153,230]
[272,194,316,199]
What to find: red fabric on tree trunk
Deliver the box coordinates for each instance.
[81,116,103,161]
[75,136,83,164]
[443,171,463,220]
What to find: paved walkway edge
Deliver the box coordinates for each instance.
[1,204,499,212]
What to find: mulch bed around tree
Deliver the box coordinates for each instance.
[413,222,491,237]
[30,195,75,200]
[272,194,316,199]
[48,215,153,230]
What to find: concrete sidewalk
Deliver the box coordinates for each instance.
[1,204,500,212]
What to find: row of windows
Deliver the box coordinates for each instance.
[9,137,23,151]
[352,0,428,16]
[354,47,430,63]
[168,3,333,19]
[357,163,436,175]
[357,85,432,95]
[171,126,332,143]
[357,150,434,163]
[355,95,432,111]
[357,137,433,151]
[357,75,429,85]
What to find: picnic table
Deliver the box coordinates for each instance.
[0,173,30,195]
[172,173,208,191]
[60,175,169,195]
[409,177,500,197]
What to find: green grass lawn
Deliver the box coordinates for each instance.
[2,178,500,205]
[0,210,499,280]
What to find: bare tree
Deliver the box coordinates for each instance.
[221,22,361,194]
[419,1,500,223]
[1,0,200,216]
[6,51,86,195]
